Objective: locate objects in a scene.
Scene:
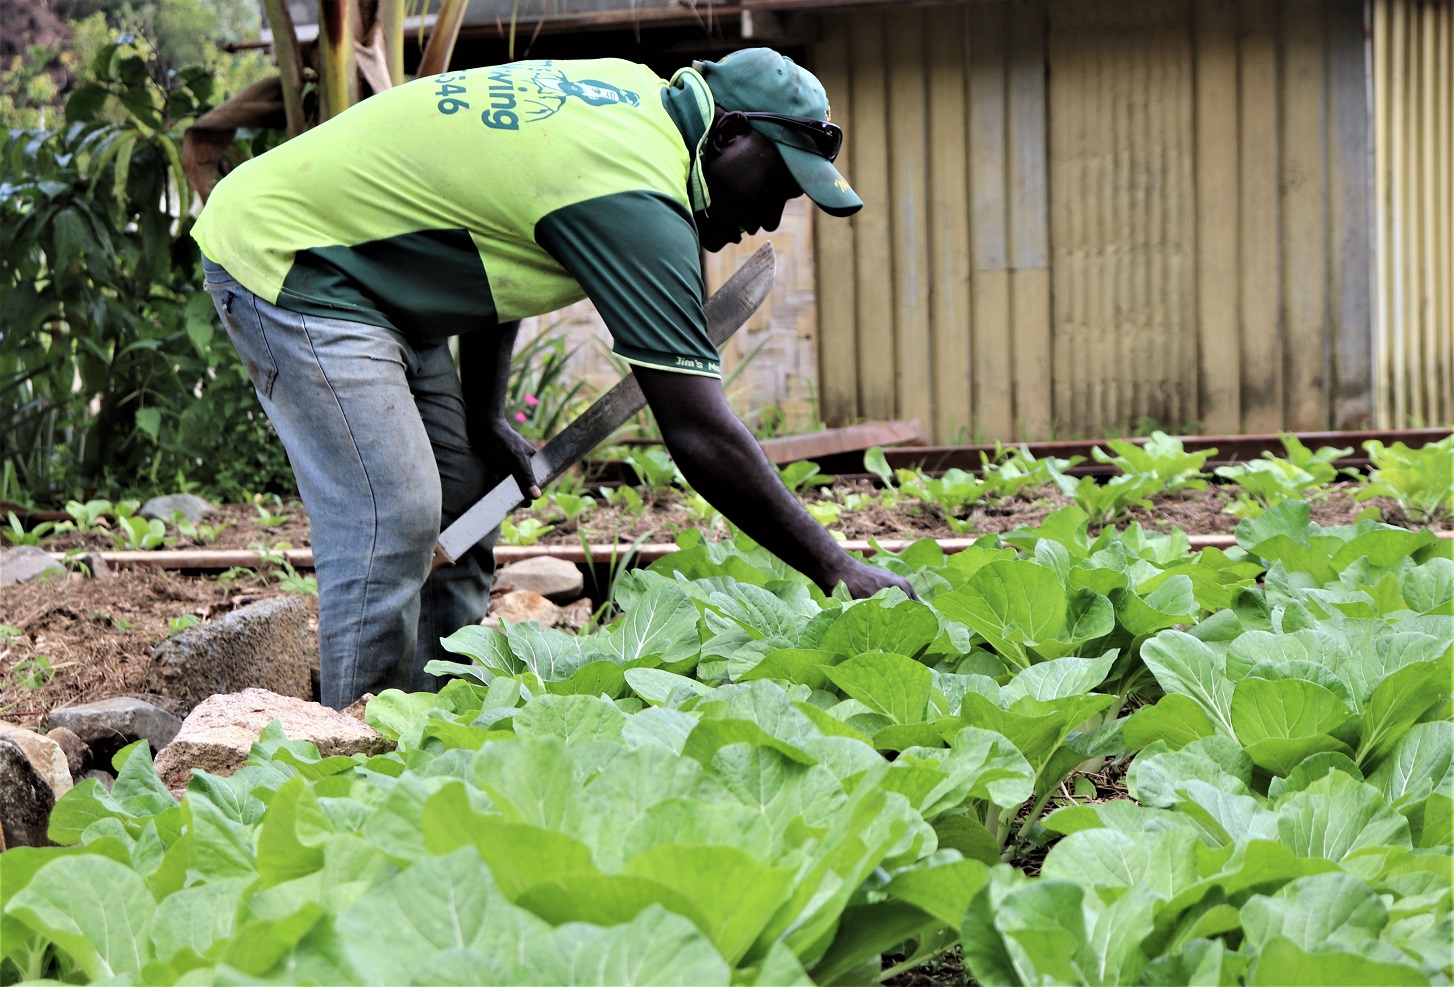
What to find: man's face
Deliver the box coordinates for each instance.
[695,111,804,253]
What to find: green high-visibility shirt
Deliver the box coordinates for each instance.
[192,58,723,377]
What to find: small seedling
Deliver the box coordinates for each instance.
[65,499,114,531]
[622,447,681,501]
[1355,434,1454,524]
[863,447,903,509]
[172,510,233,544]
[254,502,290,527]
[599,484,645,515]
[550,492,596,524]
[169,614,201,634]
[3,511,70,547]
[805,501,842,527]
[90,610,134,631]
[681,492,721,528]
[110,515,169,550]
[278,561,318,595]
[1091,432,1215,494]
[777,460,833,494]
[217,566,256,585]
[0,655,56,710]
[499,517,554,546]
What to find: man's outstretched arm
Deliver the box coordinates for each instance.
[632,365,915,599]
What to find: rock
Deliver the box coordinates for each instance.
[43,697,183,767]
[559,597,596,632]
[81,769,115,792]
[44,726,89,778]
[125,693,191,719]
[0,545,66,585]
[342,693,374,723]
[0,722,72,797]
[146,596,312,708]
[152,688,394,789]
[139,493,216,524]
[487,589,562,627]
[77,551,111,578]
[494,557,585,602]
[0,738,55,847]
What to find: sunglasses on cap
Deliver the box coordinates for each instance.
[739,111,843,162]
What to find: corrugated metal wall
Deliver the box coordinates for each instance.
[811,0,1416,441]
[1375,0,1454,428]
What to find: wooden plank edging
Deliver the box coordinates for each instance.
[52,528,1454,571]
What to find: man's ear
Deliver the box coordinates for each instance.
[707,110,752,153]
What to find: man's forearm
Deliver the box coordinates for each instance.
[666,411,848,587]
[633,366,848,588]
[459,321,521,442]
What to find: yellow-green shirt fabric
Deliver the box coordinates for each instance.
[192,58,723,377]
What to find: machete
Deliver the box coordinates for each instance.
[432,241,776,571]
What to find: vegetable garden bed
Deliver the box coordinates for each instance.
[2,430,1451,985]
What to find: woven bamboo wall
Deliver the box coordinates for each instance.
[810,0,1426,441]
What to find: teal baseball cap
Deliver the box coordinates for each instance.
[693,48,862,217]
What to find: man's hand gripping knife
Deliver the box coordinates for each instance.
[460,323,542,504]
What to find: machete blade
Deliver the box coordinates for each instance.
[434,241,776,569]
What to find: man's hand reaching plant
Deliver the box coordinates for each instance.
[824,557,919,601]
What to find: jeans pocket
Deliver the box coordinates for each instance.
[210,287,280,400]
[201,255,241,291]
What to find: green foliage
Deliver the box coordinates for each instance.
[1092,431,1216,494]
[1356,433,1454,525]
[622,447,681,501]
[1217,433,1353,519]
[109,515,168,550]
[167,613,199,634]
[506,330,591,441]
[1049,468,1164,526]
[499,517,555,546]
[0,37,292,503]
[776,460,833,494]
[65,498,114,530]
[4,500,1450,985]
[3,511,72,546]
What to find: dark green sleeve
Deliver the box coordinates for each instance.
[534,190,721,377]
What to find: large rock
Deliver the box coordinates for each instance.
[0,722,72,797]
[494,557,585,602]
[0,545,66,585]
[139,493,216,523]
[45,726,89,778]
[146,596,312,708]
[152,688,394,790]
[0,738,55,848]
[485,589,561,628]
[43,697,182,767]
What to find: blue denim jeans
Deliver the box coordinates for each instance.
[202,257,495,708]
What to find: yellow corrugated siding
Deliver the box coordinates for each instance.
[1375,0,1454,428]
[813,0,1448,440]
[1048,0,1198,437]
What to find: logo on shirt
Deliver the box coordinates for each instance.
[434,63,641,132]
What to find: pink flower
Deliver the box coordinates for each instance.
[515,411,527,422]
[524,394,539,407]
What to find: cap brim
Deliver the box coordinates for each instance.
[777,143,862,217]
